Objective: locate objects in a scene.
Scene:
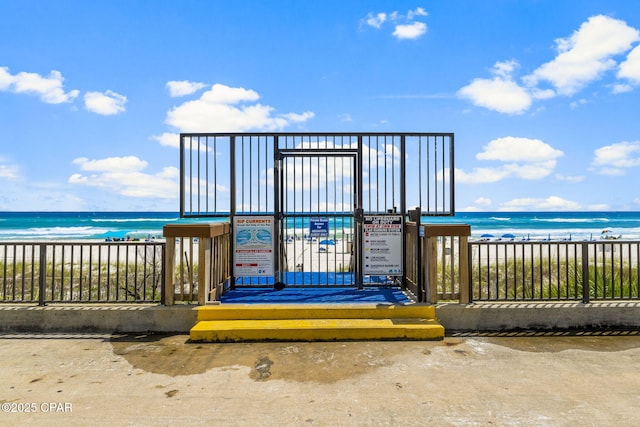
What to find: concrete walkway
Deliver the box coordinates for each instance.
[1,331,639,426]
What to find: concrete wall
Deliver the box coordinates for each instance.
[0,305,197,333]
[436,301,640,331]
[1,302,639,333]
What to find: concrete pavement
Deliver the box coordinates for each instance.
[1,332,639,426]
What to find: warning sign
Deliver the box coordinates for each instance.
[233,216,274,276]
[363,215,403,276]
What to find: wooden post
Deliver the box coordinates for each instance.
[458,236,470,304]
[423,224,472,304]
[163,223,231,305]
[197,238,208,305]
[164,237,176,306]
[427,236,438,303]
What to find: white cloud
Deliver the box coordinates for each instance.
[281,111,315,123]
[362,8,428,40]
[0,66,79,104]
[84,90,127,115]
[365,12,387,29]
[474,197,492,206]
[151,133,180,149]
[457,61,532,114]
[166,80,208,97]
[165,83,314,132]
[500,196,581,211]
[569,98,588,109]
[477,137,563,162]
[69,156,179,199]
[524,15,640,96]
[591,141,640,175]
[407,7,427,20]
[72,156,148,172]
[0,67,12,90]
[460,16,640,113]
[618,45,640,84]
[555,173,586,183]
[611,83,633,94]
[0,161,20,180]
[393,22,427,40]
[455,167,511,184]
[457,137,563,183]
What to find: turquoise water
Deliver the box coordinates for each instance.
[0,211,639,241]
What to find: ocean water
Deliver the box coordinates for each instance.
[0,211,639,241]
[424,211,640,241]
[0,212,192,240]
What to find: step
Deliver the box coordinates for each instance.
[190,318,444,342]
[195,303,437,321]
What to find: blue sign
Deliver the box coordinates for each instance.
[309,217,329,237]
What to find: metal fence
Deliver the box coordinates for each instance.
[180,133,455,217]
[6,229,638,306]
[468,240,640,302]
[0,241,165,304]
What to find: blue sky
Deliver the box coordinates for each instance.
[1,0,640,212]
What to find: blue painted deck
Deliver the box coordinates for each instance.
[220,286,413,304]
[234,272,392,287]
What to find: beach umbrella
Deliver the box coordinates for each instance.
[319,239,335,245]
[480,233,494,238]
[501,233,516,239]
[101,230,131,239]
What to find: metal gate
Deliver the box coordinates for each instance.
[179,132,455,289]
[274,149,360,287]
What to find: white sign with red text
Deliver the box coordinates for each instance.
[363,215,403,276]
[233,216,274,276]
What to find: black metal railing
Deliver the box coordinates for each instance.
[0,241,165,304]
[180,133,455,218]
[468,240,640,302]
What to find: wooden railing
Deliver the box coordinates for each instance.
[163,223,231,305]
[405,223,471,303]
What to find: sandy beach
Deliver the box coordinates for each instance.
[283,237,352,273]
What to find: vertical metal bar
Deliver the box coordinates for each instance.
[634,243,640,298]
[59,245,65,301]
[212,136,217,213]
[486,244,491,300]
[249,136,253,213]
[11,245,18,301]
[229,136,237,290]
[188,136,194,215]
[356,136,363,289]
[69,245,74,301]
[1,244,5,300]
[115,244,120,301]
[179,134,185,216]
[582,242,590,303]
[124,246,132,300]
[133,244,139,301]
[106,244,111,301]
[96,244,102,301]
[619,242,624,299]
[38,244,46,306]
[449,134,455,214]
[273,150,282,285]
[375,135,380,212]
[205,136,209,214]
[197,136,201,213]
[367,136,371,212]
[421,137,426,212]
